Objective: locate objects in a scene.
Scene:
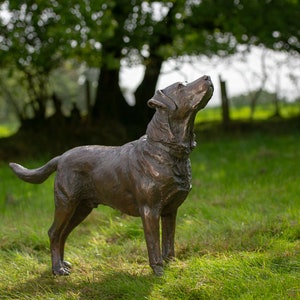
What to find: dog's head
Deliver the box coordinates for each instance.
[147,75,214,116]
[146,76,214,155]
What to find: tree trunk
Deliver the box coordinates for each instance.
[219,76,230,129]
[0,82,24,122]
[92,65,128,122]
[272,94,281,118]
[249,88,264,120]
[133,56,163,130]
[84,79,92,123]
[25,71,49,121]
[132,4,177,131]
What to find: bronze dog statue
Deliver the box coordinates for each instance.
[9,75,213,276]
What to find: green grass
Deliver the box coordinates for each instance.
[0,125,300,299]
[196,102,300,123]
[0,121,19,138]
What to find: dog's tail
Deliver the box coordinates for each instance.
[9,156,60,184]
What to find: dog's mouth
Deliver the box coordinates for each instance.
[189,75,214,109]
[202,84,214,102]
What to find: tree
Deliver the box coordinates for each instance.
[1,0,299,137]
[0,0,115,122]
[0,1,235,126]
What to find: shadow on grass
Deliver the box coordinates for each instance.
[1,268,159,300]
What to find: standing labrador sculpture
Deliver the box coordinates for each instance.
[10,75,213,276]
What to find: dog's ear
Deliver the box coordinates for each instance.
[147,90,176,110]
[147,99,168,110]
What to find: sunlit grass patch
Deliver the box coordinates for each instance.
[157,249,300,300]
[0,126,12,138]
[196,102,300,123]
[0,122,19,138]
[0,126,299,299]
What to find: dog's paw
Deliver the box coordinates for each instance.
[152,265,164,277]
[163,256,175,264]
[52,266,71,276]
[63,261,72,270]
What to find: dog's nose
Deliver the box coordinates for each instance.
[188,75,213,90]
[203,75,211,82]
[203,76,213,87]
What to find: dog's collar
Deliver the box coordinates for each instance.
[145,135,193,159]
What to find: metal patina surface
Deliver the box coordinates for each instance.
[10,75,214,276]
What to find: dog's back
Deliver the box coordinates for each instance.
[53,136,191,216]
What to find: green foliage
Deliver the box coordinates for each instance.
[2,0,299,124]
[0,0,116,120]
[195,0,300,53]
[0,126,299,299]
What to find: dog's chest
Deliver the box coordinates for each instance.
[138,152,192,200]
[160,159,192,210]
[169,159,192,189]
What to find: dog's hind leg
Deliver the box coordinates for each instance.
[48,193,77,276]
[59,203,93,270]
[162,212,177,262]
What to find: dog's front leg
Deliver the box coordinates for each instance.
[162,211,177,261]
[140,206,163,276]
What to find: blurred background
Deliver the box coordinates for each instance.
[0,0,299,159]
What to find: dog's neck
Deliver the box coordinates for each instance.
[145,112,197,158]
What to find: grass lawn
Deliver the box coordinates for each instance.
[195,102,300,123]
[0,121,299,299]
[0,122,19,138]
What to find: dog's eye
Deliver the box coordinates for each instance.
[178,82,187,88]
